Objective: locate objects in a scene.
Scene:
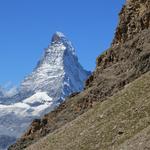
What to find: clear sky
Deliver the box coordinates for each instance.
[0,0,125,86]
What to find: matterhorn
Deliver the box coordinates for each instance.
[0,32,90,150]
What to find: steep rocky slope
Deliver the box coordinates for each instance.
[26,71,150,150]
[9,0,150,149]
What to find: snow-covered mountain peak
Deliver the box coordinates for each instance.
[51,31,65,43]
[50,31,76,56]
[51,32,67,44]
[19,32,90,102]
[0,85,18,99]
[0,32,90,149]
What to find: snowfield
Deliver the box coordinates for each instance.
[0,92,53,143]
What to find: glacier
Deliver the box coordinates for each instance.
[0,32,90,150]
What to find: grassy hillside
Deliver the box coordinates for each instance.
[26,71,150,150]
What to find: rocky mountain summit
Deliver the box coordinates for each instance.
[0,32,89,150]
[19,32,90,103]
[9,0,150,149]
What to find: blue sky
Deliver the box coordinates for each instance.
[0,0,125,86]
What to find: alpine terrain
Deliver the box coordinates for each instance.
[9,0,150,149]
[0,32,90,150]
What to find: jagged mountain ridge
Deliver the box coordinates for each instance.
[0,32,90,150]
[9,0,150,149]
[19,32,90,102]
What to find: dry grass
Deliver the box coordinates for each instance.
[26,71,150,150]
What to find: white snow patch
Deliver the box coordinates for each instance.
[23,92,52,105]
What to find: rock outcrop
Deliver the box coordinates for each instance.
[112,0,150,45]
[9,0,150,149]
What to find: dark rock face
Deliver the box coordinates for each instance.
[112,0,150,45]
[9,0,150,149]
[86,29,150,98]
